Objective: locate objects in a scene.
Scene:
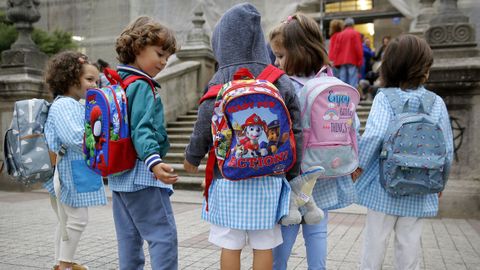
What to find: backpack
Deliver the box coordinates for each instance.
[379,89,448,196]
[83,68,155,177]
[200,65,296,181]
[298,66,360,177]
[3,99,56,185]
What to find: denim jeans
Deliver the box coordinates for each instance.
[273,212,329,270]
[112,187,178,270]
[338,64,359,87]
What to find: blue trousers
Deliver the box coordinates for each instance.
[273,212,329,270]
[338,64,359,87]
[112,187,178,270]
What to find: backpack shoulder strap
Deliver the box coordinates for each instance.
[257,64,285,83]
[421,90,437,114]
[122,75,156,99]
[380,88,403,116]
[199,85,222,104]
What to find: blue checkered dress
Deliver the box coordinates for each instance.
[355,87,454,217]
[291,75,357,211]
[43,97,107,208]
[202,176,291,230]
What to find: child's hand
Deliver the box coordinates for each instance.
[183,159,198,173]
[351,167,363,182]
[152,163,178,184]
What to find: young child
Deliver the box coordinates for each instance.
[353,34,453,269]
[44,51,106,270]
[107,16,179,270]
[269,13,358,270]
[183,3,302,270]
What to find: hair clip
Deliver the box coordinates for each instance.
[283,15,294,24]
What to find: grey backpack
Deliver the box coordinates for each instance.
[3,99,55,185]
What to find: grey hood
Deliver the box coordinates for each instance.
[209,3,270,86]
[185,3,302,180]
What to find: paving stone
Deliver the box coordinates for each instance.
[0,191,479,269]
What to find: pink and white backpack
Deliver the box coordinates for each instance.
[298,66,360,178]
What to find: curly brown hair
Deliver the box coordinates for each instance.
[380,35,433,90]
[269,13,329,76]
[115,16,178,64]
[45,51,91,98]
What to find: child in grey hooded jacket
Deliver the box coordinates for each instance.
[183,3,302,269]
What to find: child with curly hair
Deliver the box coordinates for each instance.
[107,16,179,270]
[44,51,106,270]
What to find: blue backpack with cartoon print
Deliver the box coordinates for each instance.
[379,89,449,196]
[83,68,155,176]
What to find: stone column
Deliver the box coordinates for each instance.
[410,0,437,35]
[424,0,480,218]
[176,7,216,99]
[0,0,49,191]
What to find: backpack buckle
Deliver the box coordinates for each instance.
[58,145,67,157]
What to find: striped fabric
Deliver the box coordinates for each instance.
[107,160,173,193]
[355,87,454,217]
[202,176,290,230]
[43,97,107,208]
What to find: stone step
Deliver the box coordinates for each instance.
[186,110,198,115]
[171,163,206,178]
[168,121,196,128]
[166,127,195,135]
[177,115,198,121]
[168,134,192,144]
[169,143,187,152]
[164,152,208,164]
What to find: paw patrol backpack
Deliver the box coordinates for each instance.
[83,68,155,176]
[298,66,360,178]
[200,65,296,181]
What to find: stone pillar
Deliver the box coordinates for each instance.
[410,0,437,35]
[176,7,216,99]
[0,0,49,191]
[424,0,480,218]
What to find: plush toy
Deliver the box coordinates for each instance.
[281,166,325,225]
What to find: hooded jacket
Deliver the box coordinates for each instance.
[185,3,302,180]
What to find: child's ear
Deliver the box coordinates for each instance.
[422,70,430,83]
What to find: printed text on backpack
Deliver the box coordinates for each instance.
[207,65,296,180]
[298,66,360,178]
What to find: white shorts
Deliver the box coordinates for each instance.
[209,224,283,250]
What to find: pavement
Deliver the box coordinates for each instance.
[0,186,479,270]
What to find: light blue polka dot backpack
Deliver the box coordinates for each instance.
[379,89,449,197]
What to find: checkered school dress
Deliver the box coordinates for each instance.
[43,97,107,208]
[355,87,454,217]
[202,176,291,230]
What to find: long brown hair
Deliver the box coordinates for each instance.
[270,13,329,76]
[380,35,433,90]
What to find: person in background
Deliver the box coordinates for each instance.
[96,59,110,88]
[332,17,363,87]
[327,19,344,77]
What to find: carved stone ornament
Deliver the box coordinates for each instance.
[426,23,476,48]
